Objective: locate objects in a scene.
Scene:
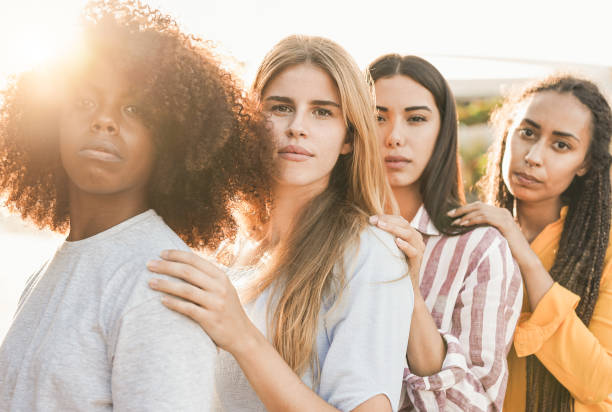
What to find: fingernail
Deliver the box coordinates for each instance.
[396,237,407,246]
[160,296,168,304]
[460,219,469,226]
[146,260,159,269]
[149,278,158,288]
[369,215,378,224]
[447,209,456,216]
[377,220,387,228]
[160,250,169,259]
[452,219,461,225]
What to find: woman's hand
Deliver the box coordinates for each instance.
[447,201,516,236]
[146,250,256,356]
[369,214,425,291]
[447,202,530,260]
[449,202,554,310]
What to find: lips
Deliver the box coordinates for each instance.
[78,139,123,162]
[513,171,542,185]
[384,155,411,169]
[278,144,313,162]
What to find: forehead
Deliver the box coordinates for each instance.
[374,75,436,108]
[262,64,340,102]
[517,91,592,136]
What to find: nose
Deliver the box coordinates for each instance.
[384,118,403,148]
[90,109,119,135]
[524,139,544,167]
[286,110,306,138]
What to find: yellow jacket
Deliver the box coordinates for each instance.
[505,207,612,411]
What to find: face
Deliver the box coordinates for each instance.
[502,91,591,204]
[261,64,350,192]
[59,63,156,199]
[374,75,440,190]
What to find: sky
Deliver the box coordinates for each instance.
[1,0,611,87]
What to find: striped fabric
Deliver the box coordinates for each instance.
[400,206,523,412]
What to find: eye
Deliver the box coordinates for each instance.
[313,108,333,118]
[408,115,426,123]
[269,104,292,114]
[518,128,535,138]
[376,113,386,123]
[553,141,572,151]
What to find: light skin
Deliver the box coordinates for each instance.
[448,91,592,310]
[148,64,391,411]
[368,74,447,377]
[59,62,155,241]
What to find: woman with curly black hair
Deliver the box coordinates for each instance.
[450,75,612,411]
[0,1,273,410]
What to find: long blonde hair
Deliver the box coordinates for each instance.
[245,35,394,376]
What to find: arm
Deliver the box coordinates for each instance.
[451,202,612,404]
[147,249,409,411]
[370,215,446,376]
[514,276,612,404]
[110,294,217,411]
[449,203,553,310]
[403,232,523,412]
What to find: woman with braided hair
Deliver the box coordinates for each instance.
[449,75,612,411]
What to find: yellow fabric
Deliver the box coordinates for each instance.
[504,206,612,411]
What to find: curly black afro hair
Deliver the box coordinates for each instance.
[0,0,274,250]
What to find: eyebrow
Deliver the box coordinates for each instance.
[523,118,580,141]
[376,105,432,112]
[265,96,340,108]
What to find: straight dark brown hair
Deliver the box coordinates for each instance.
[368,54,468,235]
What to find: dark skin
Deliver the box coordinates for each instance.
[59,63,155,241]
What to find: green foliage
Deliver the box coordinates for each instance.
[456,97,500,201]
[456,97,501,126]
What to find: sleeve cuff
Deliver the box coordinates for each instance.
[514,282,580,357]
[404,332,468,392]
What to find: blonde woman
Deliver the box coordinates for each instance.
[146,35,414,412]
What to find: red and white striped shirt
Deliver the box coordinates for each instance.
[400,206,523,412]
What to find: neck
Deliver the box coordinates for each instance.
[67,185,149,241]
[268,181,326,245]
[516,196,563,243]
[392,184,423,222]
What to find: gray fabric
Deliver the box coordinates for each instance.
[214,226,414,412]
[0,210,216,411]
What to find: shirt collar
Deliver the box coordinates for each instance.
[410,204,441,237]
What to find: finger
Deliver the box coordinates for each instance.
[146,259,217,291]
[451,211,486,227]
[149,277,214,308]
[160,295,209,325]
[372,215,423,246]
[160,249,224,279]
[447,202,483,217]
[395,237,419,258]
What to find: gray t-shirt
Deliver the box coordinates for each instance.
[214,226,414,412]
[0,210,216,411]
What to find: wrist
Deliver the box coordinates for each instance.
[230,323,267,360]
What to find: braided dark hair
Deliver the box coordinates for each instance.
[479,75,612,411]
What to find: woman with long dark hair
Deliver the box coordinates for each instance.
[452,75,612,411]
[367,54,523,411]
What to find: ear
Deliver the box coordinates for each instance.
[340,140,353,155]
[576,163,589,177]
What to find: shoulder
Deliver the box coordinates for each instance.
[342,225,408,284]
[451,224,511,263]
[101,215,191,314]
